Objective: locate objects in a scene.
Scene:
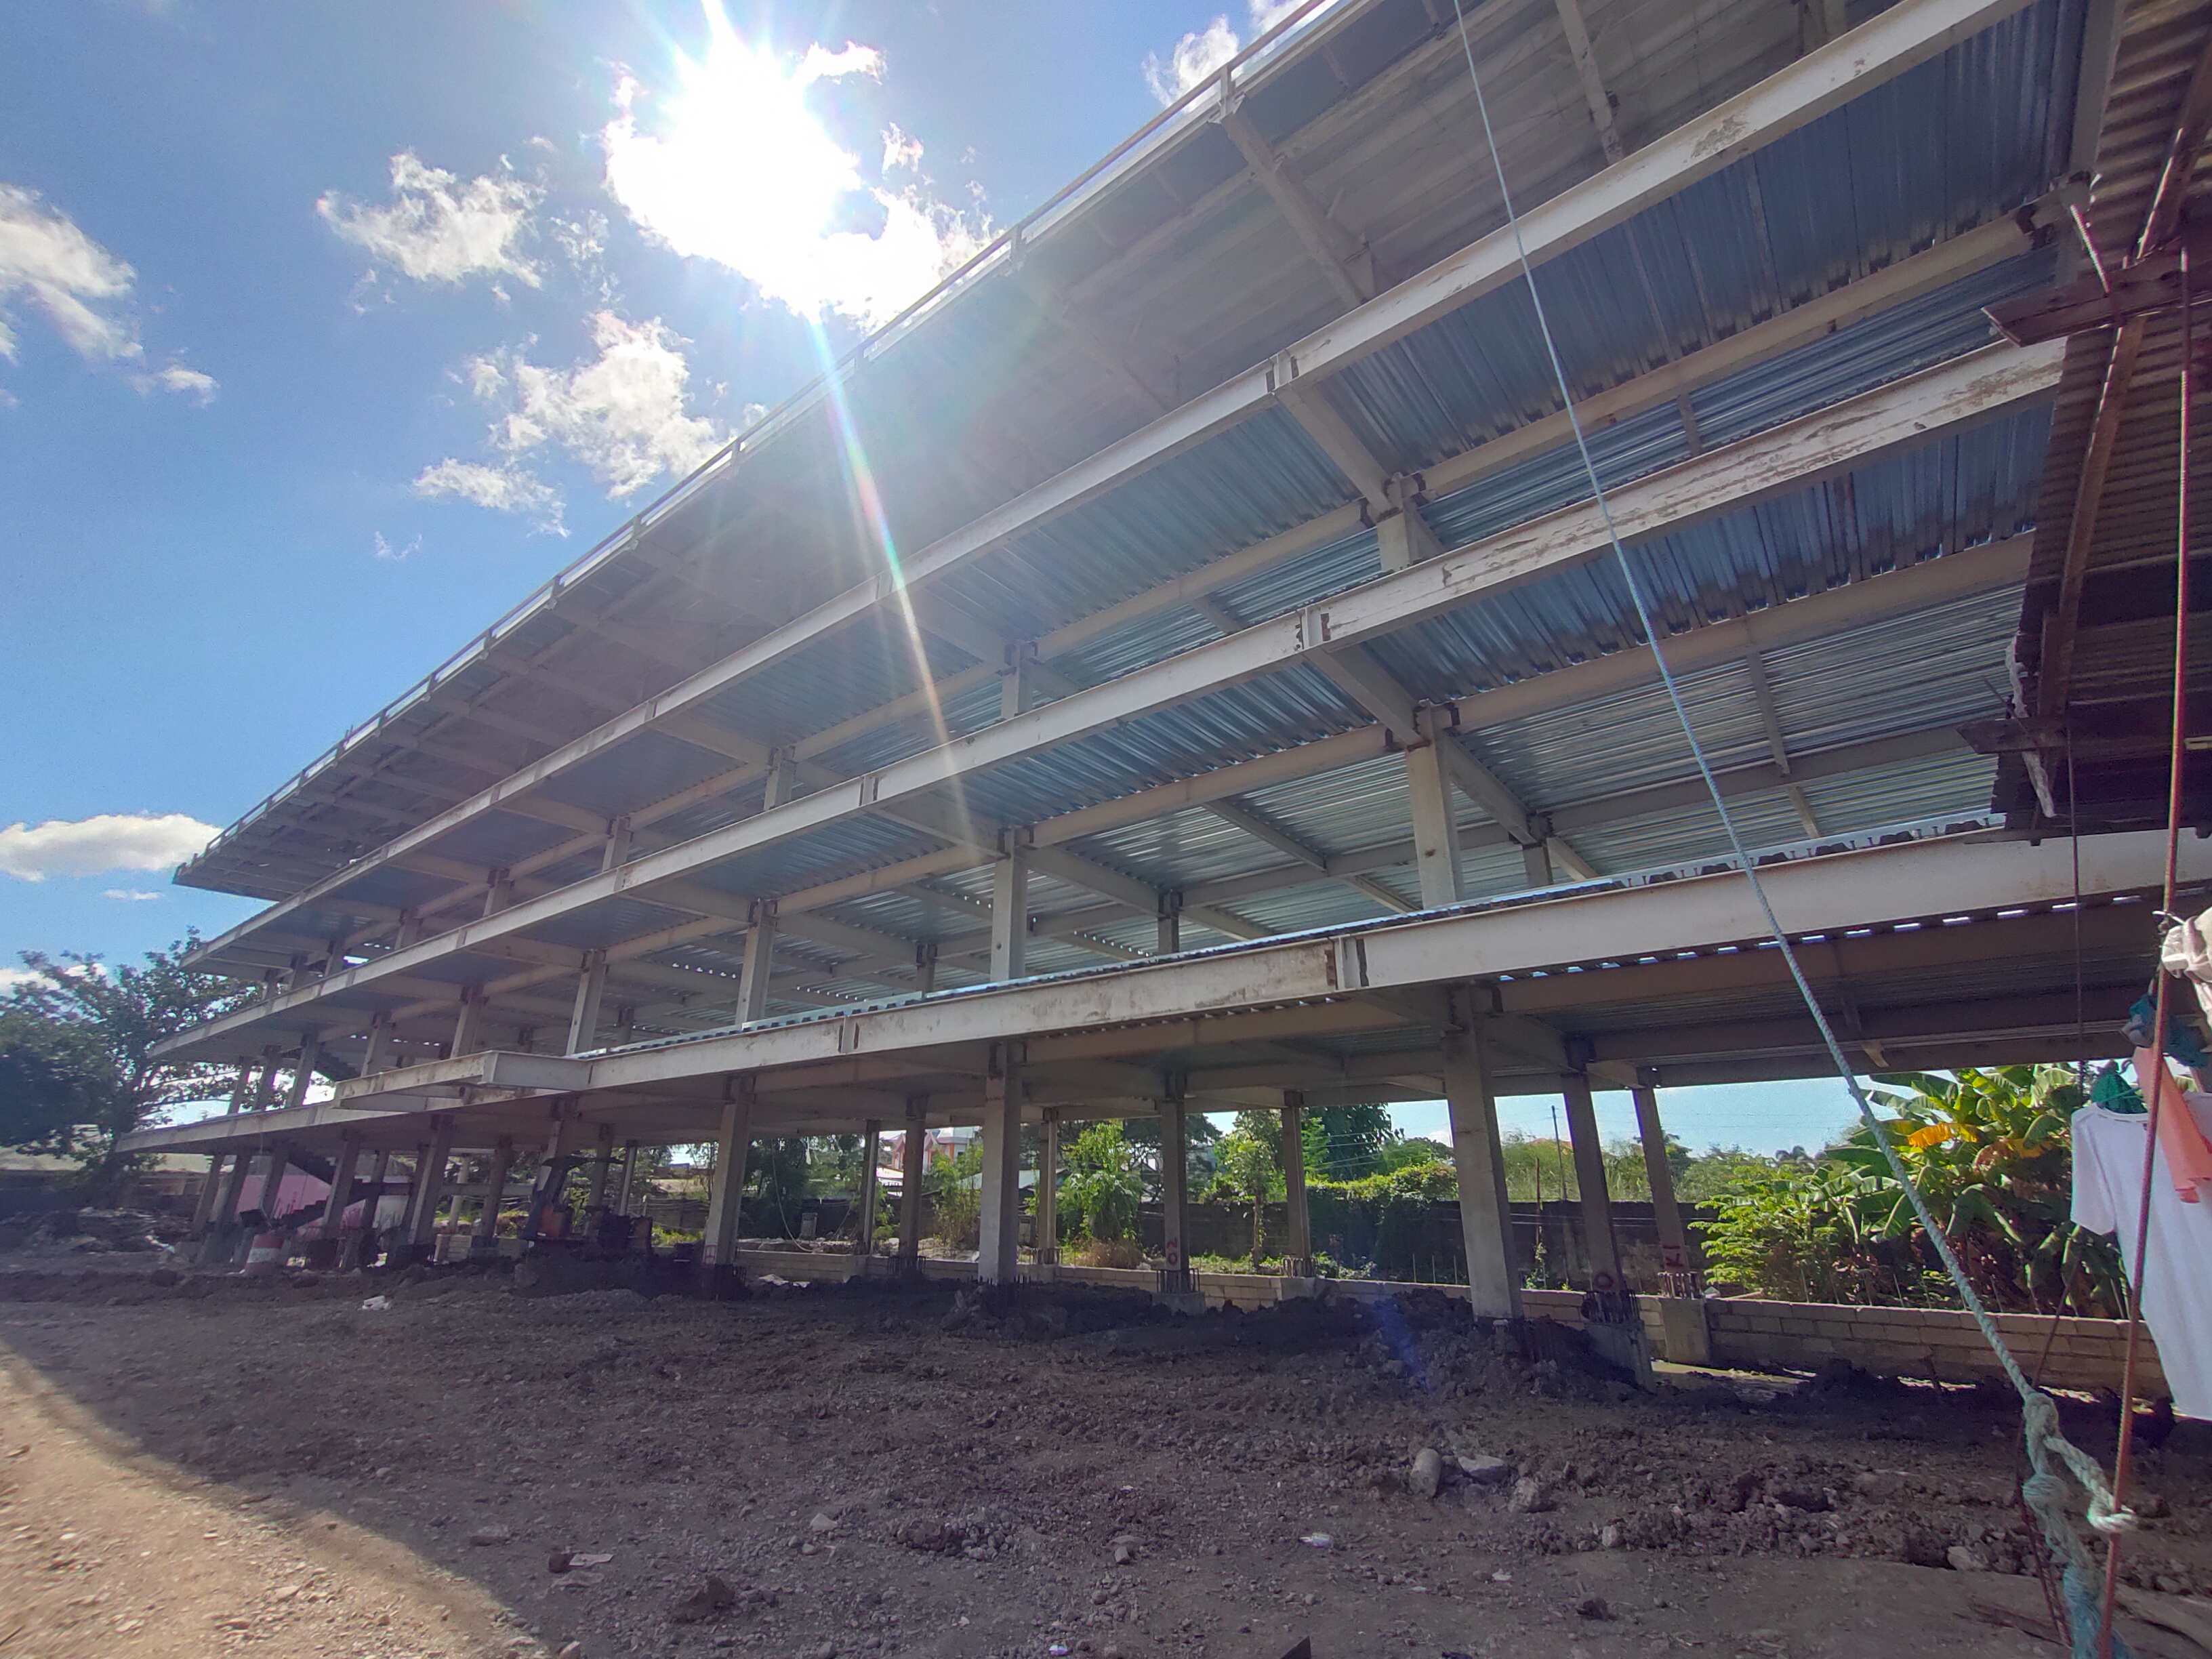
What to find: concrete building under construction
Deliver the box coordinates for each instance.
[133,0,2212,1340]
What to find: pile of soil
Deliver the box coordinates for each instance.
[3,1260,2208,1658]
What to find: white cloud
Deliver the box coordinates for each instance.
[600,5,988,329]
[0,965,49,994]
[0,813,218,882]
[102,888,162,902]
[1144,3,1324,105]
[142,363,216,401]
[483,312,720,495]
[1144,16,1240,104]
[318,152,543,291]
[0,183,213,394]
[371,530,420,561]
[412,458,565,533]
[882,123,924,173]
[416,310,721,533]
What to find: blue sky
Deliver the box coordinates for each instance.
[0,1,1868,1153]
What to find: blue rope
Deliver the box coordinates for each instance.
[1441,5,2133,1645]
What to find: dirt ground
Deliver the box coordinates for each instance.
[3,1261,2211,1659]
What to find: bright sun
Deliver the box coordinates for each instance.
[602,1,979,329]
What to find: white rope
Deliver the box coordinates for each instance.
[1441,3,2133,1644]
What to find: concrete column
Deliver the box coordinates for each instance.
[258,1143,293,1221]
[189,1152,228,1236]
[1559,1071,1622,1290]
[1156,892,1181,956]
[1631,1072,1694,1282]
[284,1038,321,1109]
[361,1148,391,1261]
[405,1122,455,1256]
[471,1136,515,1254]
[360,1012,394,1077]
[1035,1108,1060,1268]
[451,989,485,1059]
[615,1139,642,1212]
[252,1048,281,1110]
[989,841,1029,981]
[567,950,609,1053]
[701,1090,754,1273]
[586,1124,616,1211]
[1443,988,1520,1317]
[600,817,634,871]
[482,868,513,917]
[613,1005,637,1046]
[226,1059,253,1117]
[853,1119,882,1277]
[1279,1092,1313,1276]
[323,1129,363,1241]
[1404,743,1464,908]
[1633,1069,1710,1364]
[198,1150,255,1263]
[735,903,776,1023]
[898,1100,926,1274]
[1158,1095,1192,1295]
[914,942,938,995]
[527,1104,578,1240]
[977,1044,1024,1284]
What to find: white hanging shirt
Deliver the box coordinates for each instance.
[2072,1103,2212,1418]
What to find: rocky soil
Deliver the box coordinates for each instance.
[3,1260,2211,1658]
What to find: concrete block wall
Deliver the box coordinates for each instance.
[730,1247,2169,1400]
[1702,1298,2168,1396]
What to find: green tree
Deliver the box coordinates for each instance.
[1062,1120,1141,1244]
[1301,1103,1393,1179]
[1215,1111,1280,1269]
[0,939,249,1195]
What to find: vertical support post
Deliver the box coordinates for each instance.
[990,838,1029,981]
[977,1044,1025,1284]
[324,1129,363,1242]
[259,1143,293,1221]
[735,901,777,1023]
[615,1139,642,1212]
[898,1099,926,1275]
[1521,839,1555,888]
[1279,1091,1313,1277]
[1562,1066,1654,1384]
[1156,891,1182,956]
[701,1084,755,1283]
[613,1005,637,1046]
[451,989,485,1059]
[405,1120,455,1258]
[527,1102,577,1240]
[914,942,938,995]
[1633,1067,1710,1363]
[252,1047,281,1110]
[586,1124,616,1212]
[1158,1093,1193,1298]
[199,1149,255,1263]
[1404,743,1465,908]
[1559,1071,1622,1290]
[1632,1071,1695,1285]
[483,868,513,917]
[189,1152,228,1237]
[471,1136,514,1256]
[853,1118,882,1277]
[361,1148,391,1263]
[284,1038,321,1109]
[226,1058,253,1116]
[1035,1107,1061,1269]
[1443,987,1520,1318]
[567,950,609,1053]
[361,1012,394,1077]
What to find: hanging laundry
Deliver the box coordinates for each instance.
[2073,1094,2212,1418]
[2131,1050,2212,1201]
[2158,909,2212,1050]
